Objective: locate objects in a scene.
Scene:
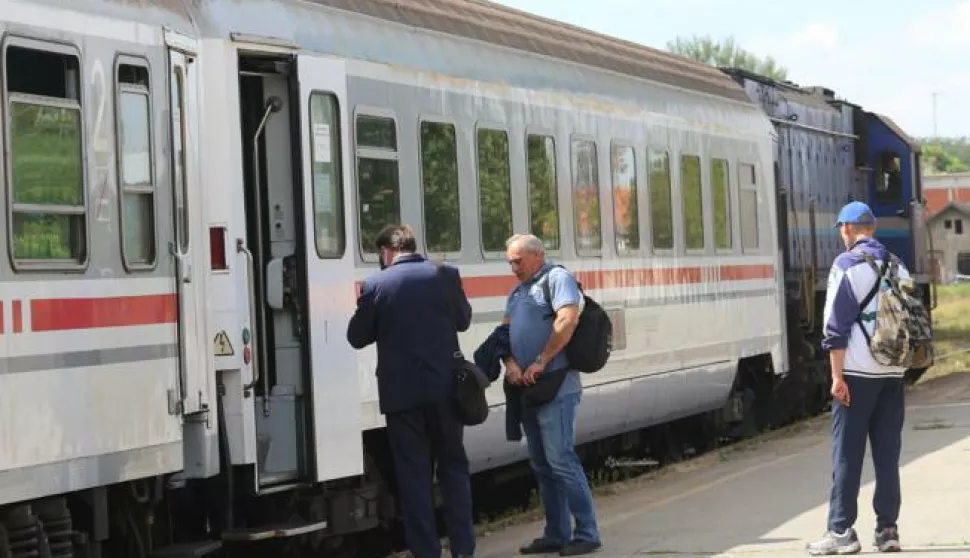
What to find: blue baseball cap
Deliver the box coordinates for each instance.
[834,201,876,228]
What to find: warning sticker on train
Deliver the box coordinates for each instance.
[214,331,235,356]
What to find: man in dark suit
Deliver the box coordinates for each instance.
[347,224,476,558]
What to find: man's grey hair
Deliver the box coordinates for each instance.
[505,233,545,254]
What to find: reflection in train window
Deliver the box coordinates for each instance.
[420,120,461,253]
[117,63,156,268]
[355,114,399,254]
[527,134,560,251]
[309,92,344,258]
[711,158,732,250]
[740,162,760,250]
[571,138,601,252]
[649,150,673,250]
[477,128,512,253]
[5,44,87,266]
[612,144,639,254]
[681,154,704,250]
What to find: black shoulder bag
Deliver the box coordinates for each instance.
[435,263,491,426]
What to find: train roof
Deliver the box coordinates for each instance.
[295,0,751,103]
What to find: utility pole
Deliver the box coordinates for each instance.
[932,91,939,138]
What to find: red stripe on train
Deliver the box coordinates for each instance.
[355,263,775,299]
[31,293,178,332]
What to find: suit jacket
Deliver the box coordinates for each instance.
[347,253,472,414]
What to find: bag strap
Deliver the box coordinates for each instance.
[539,264,566,318]
[854,250,891,344]
[435,262,464,359]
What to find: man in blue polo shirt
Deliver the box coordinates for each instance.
[502,233,601,557]
[807,201,907,556]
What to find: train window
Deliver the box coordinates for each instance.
[711,158,732,250]
[116,63,156,269]
[171,64,189,253]
[420,120,461,253]
[681,154,704,250]
[5,44,86,267]
[648,150,673,250]
[309,92,344,258]
[477,128,513,253]
[355,114,400,254]
[527,134,560,251]
[611,143,638,254]
[571,138,601,252]
[739,163,760,250]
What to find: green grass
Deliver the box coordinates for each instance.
[920,283,970,383]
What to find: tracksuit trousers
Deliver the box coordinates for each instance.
[827,374,906,534]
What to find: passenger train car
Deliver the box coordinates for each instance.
[0,1,930,557]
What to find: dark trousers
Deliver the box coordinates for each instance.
[386,400,475,558]
[827,375,905,534]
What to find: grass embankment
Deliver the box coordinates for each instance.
[920,283,970,383]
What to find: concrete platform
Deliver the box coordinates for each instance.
[472,373,970,557]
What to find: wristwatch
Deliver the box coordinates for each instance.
[534,355,546,368]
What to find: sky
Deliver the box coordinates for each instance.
[490,0,970,139]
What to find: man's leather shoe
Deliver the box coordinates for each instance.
[559,539,601,556]
[520,538,564,554]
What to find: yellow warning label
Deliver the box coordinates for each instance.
[214,330,235,357]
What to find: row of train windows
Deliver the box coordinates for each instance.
[3,43,155,270]
[310,110,762,259]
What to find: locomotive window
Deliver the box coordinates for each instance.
[739,163,760,250]
[420,120,461,253]
[681,154,704,250]
[711,158,732,250]
[309,92,345,258]
[477,128,513,253]
[611,143,639,254]
[4,44,87,267]
[571,138,601,253]
[527,134,560,251]
[116,63,156,269]
[649,150,673,250]
[355,114,400,254]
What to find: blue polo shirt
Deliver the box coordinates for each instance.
[503,263,582,396]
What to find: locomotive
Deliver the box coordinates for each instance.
[0,1,930,557]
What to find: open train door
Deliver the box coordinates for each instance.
[296,54,364,482]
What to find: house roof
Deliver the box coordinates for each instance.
[927,201,970,223]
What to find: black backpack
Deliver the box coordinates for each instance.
[540,265,612,373]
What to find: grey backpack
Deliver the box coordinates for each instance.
[855,251,934,370]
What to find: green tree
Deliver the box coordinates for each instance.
[918,137,970,173]
[666,35,788,81]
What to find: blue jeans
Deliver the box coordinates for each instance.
[827,375,905,534]
[521,391,600,545]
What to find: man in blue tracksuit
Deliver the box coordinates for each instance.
[807,202,907,555]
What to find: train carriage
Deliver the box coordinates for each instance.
[0,1,928,557]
